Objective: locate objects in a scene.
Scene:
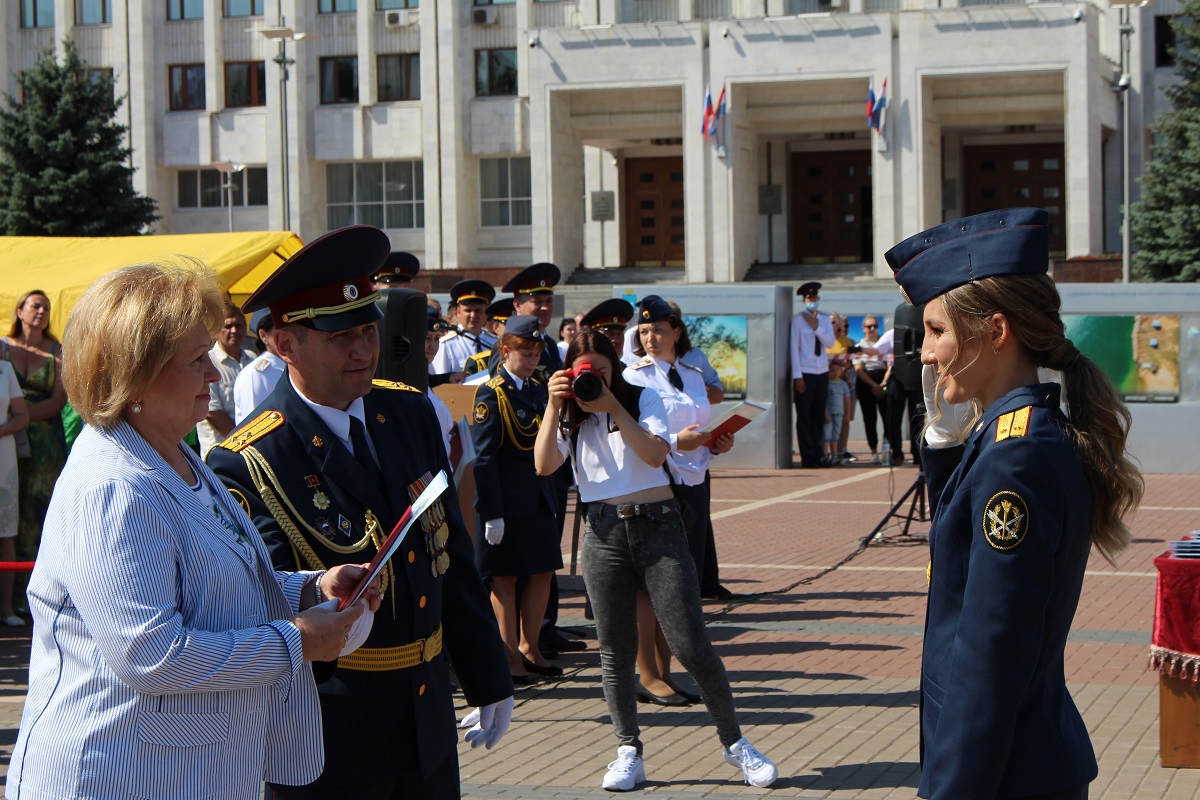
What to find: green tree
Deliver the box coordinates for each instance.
[0,40,158,236]
[1132,3,1200,281]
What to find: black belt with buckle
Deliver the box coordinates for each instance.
[596,499,679,519]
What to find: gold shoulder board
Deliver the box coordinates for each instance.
[470,350,491,365]
[485,374,506,389]
[994,405,1032,442]
[217,410,285,452]
[371,379,421,393]
[630,358,654,370]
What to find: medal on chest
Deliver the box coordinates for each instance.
[408,471,451,576]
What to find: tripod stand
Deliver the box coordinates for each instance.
[862,470,928,546]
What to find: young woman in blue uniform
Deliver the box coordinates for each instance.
[886,208,1143,800]
[533,330,776,791]
[471,316,564,685]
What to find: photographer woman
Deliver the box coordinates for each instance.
[887,208,1142,800]
[472,316,563,684]
[534,330,776,792]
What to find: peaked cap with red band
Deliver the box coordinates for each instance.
[502,262,560,296]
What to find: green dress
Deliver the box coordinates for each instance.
[0,340,66,562]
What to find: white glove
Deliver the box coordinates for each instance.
[484,519,505,545]
[459,707,482,729]
[315,598,374,656]
[921,363,974,449]
[463,695,514,750]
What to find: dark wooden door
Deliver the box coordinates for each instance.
[625,157,685,267]
[789,150,872,263]
[963,143,1066,257]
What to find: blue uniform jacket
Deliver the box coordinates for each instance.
[471,367,557,523]
[918,382,1097,799]
[206,374,511,781]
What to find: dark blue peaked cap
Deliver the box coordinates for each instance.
[636,295,675,324]
[885,208,1050,305]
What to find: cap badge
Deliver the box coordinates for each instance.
[343,284,359,301]
[539,280,546,287]
[642,310,650,319]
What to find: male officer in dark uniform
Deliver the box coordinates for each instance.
[463,298,513,380]
[372,250,420,290]
[580,298,635,359]
[207,226,513,800]
[502,262,563,376]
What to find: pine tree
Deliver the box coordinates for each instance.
[1132,2,1200,281]
[0,40,158,236]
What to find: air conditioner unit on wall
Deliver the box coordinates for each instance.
[385,10,417,27]
[472,7,498,26]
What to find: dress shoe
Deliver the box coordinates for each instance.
[521,656,564,678]
[511,672,539,687]
[670,687,701,704]
[635,681,691,706]
[541,627,587,652]
[701,584,736,601]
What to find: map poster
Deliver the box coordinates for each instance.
[1064,315,1179,403]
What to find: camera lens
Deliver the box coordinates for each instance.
[572,371,603,403]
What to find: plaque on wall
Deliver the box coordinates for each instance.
[591,191,615,221]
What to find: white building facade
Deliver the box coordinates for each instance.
[0,0,1182,281]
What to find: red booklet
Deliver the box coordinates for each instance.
[700,402,766,449]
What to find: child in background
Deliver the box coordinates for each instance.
[824,360,852,465]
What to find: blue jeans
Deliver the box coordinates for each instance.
[582,502,742,754]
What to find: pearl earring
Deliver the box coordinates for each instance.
[131,402,143,414]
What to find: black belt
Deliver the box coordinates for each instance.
[594,499,679,519]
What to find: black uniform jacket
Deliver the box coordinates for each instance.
[470,367,557,523]
[206,373,511,776]
[918,383,1097,799]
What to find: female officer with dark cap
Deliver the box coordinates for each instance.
[887,208,1143,800]
[471,316,563,685]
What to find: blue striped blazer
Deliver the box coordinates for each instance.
[7,422,323,800]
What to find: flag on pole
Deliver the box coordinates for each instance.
[702,83,714,138]
[710,83,727,139]
[868,77,888,132]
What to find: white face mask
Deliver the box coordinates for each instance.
[805,301,820,312]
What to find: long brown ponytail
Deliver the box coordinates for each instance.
[939,274,1143,565]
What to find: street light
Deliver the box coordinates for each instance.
[257,24,315,232]
[1110,0,1147,283]
[213,161,245,232]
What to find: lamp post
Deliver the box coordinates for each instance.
[258,23,314,233]
[1111,0,1146,283]
[213,161,245,232]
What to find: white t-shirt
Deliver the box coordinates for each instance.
[554,387,671,503]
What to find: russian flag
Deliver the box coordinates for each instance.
[710,84,726,139]
[868,77,888,132]
[702,84,714,138]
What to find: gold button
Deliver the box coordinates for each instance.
[419,595,427,608]
[408,551,416,564]
[419,684,426,695]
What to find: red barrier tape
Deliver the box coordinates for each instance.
[0,562,35,573]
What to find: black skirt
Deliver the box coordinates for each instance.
[475,511,563,578]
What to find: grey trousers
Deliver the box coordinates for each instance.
[581,502,742,755]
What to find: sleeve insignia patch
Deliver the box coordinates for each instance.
[983,490,1030,551]
[995,405,1032,442]
[474,402,490,424]
[371,379,420,393]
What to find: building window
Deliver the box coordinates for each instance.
[378,54,420,101]
[223,0,264,15]
[21,0,54,27]
[475,49,517,97]
[76,0,112,24]
[169,64,206,111]
[326,161,425,230]
[225,62,267,107]
[177,167,269,209]
[474,0,515,4]
[320,57,359,104]
[1156,16,1178,68]
[377,0,418,8]
[480,157,531,227]
[168,0,204,19]
[319,0,357,11]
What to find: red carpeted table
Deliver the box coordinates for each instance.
[1152,553,1200,768]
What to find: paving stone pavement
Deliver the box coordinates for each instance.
[1,456,1198,799]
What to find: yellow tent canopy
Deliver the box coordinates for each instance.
[0,231,303,335]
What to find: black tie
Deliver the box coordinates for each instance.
[668,365,684,391]
[814,335,822,357]
[349,416,384,489]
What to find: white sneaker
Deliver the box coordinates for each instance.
[870,452,881,464]
[602,745,646,792]
[724,737,778,787]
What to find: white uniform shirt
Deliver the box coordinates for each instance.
[232,351,286,424]
[623,356,711,486]
[426,387,454,457]
[555,387,671,503]
[790,311,836,378]
[431,331,496,374]
[197,343,256,455]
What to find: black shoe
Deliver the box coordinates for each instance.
[541,628,587,653]
[521,656,564,678]
[701,584,735,601]
[635,682,691,706]
[511,673,539,687]
[673,688,701,704]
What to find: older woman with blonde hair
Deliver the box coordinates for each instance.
[7,263,380,800]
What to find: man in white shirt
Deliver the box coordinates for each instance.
[233,308,286,424]
[197,305,256,455]
[789,282,836,469]
[431,280,497,374]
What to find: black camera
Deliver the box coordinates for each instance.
[564,360,603,402]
